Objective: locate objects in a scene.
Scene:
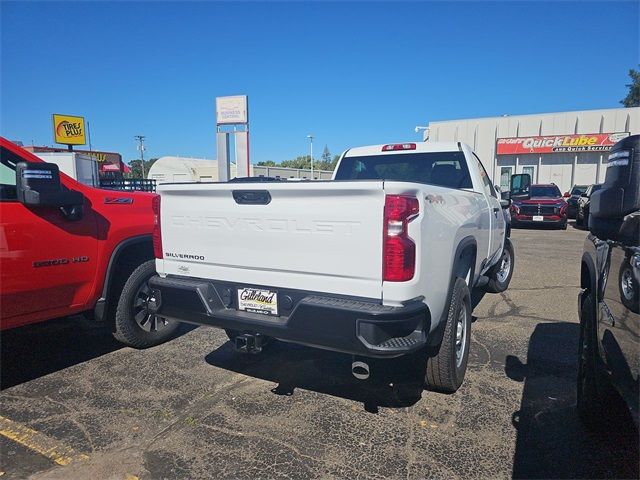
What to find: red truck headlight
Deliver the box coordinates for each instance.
[383,195,419,282]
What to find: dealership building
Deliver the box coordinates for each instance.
[423,107,639,193]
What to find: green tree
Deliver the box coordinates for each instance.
[281,155,312,169]
[126,158,158,178]
[259,152,340,172]
[620,66,640,107]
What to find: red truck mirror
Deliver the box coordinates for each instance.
[16,161,84,218]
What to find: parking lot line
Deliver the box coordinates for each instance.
[0,415,89,466]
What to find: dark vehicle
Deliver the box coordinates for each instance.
[578,134,639,432]
[510,183,568,229]
[576,183,602,228]
[566,184,588,219]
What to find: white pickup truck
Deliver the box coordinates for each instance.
[148,141,514,393]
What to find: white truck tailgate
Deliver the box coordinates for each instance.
[157,181,386,299]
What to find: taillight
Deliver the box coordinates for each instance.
[152,195,163,259]
[383,195,419,282]
[382,143,416,152]
[510,204,520,215]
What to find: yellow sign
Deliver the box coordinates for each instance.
[52,114,86,145]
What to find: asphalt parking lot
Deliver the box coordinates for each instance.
[1,223,638,480]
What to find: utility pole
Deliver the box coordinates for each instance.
[134,135,146,178]
[307,134,314,180]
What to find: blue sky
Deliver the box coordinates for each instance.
[1,1,638,164]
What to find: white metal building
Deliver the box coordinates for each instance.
[423,107,639,193]
[147,156,333,183]
[147,157,231,183]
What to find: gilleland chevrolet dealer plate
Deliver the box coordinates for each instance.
[237,287,278,316]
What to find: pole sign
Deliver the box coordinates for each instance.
[496,132,629,155]
[216,96,248,125]
[52,114,86,146]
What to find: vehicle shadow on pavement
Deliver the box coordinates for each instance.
[505,321,639,479]
[1,316,196,390]
[205,341,427,413]
[205,290,487,412]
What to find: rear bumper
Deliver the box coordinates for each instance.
[148,275,430,358]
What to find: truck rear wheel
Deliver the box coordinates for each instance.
[484,238,514,293]
[113,260,179,348]
[424,278,471,394]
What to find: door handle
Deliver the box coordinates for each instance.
[493,207,499,216]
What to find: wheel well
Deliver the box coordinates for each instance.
[580,258,597,326]
[581,261,592,292]
[102,238,154,323]
[455,244,477,284]
[426,239,476,349]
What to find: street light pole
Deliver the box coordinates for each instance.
[307,134,314,180]
[134,135,146,178]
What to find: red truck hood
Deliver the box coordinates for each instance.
[517,197,565,205]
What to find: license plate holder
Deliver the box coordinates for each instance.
[237,287,278,316]
[532,215,544,221]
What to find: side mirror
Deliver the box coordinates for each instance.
[581,193,588,198]
[16,161,83,212]
[563,192,570,198]
[510,173,531,200]
[500,198,511,209]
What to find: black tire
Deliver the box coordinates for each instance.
[619,261,640,314]
[425,278,472,394]
[577,293,609,430]
[560,220,568,230]
[576,211,583,227]
[113,260,179,348]
[484,238,515,294]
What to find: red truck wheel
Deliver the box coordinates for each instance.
[113,260,179,348]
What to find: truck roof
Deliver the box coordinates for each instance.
[345,141,462,157]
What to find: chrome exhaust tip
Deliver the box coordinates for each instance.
[351,361,370,380]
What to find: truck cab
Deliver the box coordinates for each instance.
[0,138,177,347]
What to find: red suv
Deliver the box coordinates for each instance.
[510,183,568,230]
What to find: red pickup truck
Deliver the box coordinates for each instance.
[0,137,176,347]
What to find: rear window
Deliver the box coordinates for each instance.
[334,151,472,189]
[530,185,561,197]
